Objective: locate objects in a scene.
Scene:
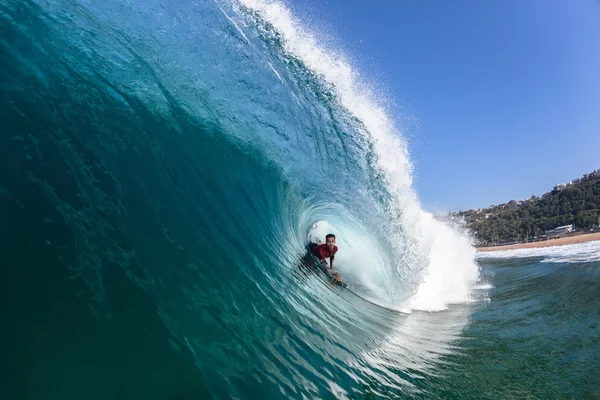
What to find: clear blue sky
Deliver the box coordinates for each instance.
[289,0,600,212]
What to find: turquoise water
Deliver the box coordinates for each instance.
[1,0,599,398]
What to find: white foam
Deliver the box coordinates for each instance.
[473,283,493,290]
[236,0,479,311]
[477,239,600,263]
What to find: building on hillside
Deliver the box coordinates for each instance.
[545,224,573,237]
[584,170,600,180]
[553,181,574,191]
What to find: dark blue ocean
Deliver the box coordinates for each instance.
[1,0,599,398]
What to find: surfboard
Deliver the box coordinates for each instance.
[307,223,347,287]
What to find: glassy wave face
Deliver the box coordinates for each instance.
[5,0,597,399]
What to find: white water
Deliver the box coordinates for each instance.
[477,240,600,263]
[234,0,479,311]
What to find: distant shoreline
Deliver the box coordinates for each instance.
[477,231,600,252]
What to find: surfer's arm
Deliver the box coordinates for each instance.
[329,254,334,269]
[318,255,328,266]
[318,254,329,268]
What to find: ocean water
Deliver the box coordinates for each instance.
[1,0,598,398]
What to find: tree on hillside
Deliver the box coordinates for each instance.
[453,172,600,243]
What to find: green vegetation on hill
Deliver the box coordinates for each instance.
[453,170,600,244]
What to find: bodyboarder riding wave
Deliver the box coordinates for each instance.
[309,233,341,282]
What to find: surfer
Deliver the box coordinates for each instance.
[309,233,340,281]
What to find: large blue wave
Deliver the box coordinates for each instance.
[1,0,481,397]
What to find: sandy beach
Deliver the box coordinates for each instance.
[477,232,600,252]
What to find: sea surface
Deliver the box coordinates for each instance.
[1,0,599,398]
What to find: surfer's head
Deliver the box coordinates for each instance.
[325,234,336,250]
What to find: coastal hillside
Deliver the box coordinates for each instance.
[453,170,600,244]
